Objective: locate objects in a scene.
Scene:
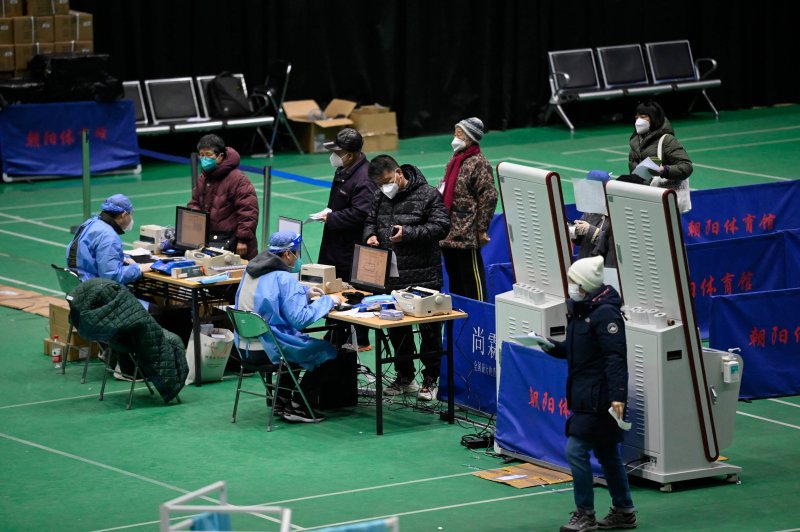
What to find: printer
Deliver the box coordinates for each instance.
[134,224,167,252]
[391,287,452,317]
[299,264,343,294]
[184,247,242,270]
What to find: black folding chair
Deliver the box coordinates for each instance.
[251,60,303,155]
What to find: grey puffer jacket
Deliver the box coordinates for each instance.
[628,118,693,181]
[363,164,451,291]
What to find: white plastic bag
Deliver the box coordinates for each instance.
[650,134,692,213]
[185,328,234,384]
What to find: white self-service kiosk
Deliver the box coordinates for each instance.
[606,180,742,491]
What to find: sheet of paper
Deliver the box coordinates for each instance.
[125,248,152,256]
[608,406,632,431]
[390,251,399,277]
[637,157,661,172]
[510,332,554,349]
[305,207,332,224]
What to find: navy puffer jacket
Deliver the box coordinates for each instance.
[363,164,451,291]
[549,285,628,443]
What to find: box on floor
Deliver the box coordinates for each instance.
[282,98,357,153]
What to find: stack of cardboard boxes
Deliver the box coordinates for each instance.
[283,99,399,153]
[0,0,93,76]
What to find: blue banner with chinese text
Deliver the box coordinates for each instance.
[438,294,498,416]
[709,288,800,399]
[495,341,602,476]
[0,101,139,177]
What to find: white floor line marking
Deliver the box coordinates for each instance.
[503,158,579,180]
[599,155,791,182]
[561,124,800,155]
[0,212,73,232]
[767,398,800,408]
[261,471,485,506]
[0,389,131,409]
[0,228,66,248]
[0,431,193,493]
[299,487,573,531]
[0,275,62,295]
[736,411,800,429]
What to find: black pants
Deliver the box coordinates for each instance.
[325,319,370,348]
[386,322,443,381]
[442,247,487,302]
[244,350,337,404]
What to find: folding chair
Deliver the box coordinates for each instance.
[160,480,292,532]
[251,59,303,155]
[227,308,318,431]
[97,346,157,410]
[51,264,104,384]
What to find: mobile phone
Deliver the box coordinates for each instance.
[391,225,401,236]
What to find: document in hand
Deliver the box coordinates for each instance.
[509,331,555,350]
[608,406,632,431]
[306,208,332,224]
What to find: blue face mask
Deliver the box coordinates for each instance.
[199,156,217,173]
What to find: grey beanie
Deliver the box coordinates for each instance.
[456,117,486,143]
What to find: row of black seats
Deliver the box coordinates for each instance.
[545,39,721,131]
[122,61,302,156]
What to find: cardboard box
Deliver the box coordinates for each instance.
[283,98,357,153]
[0,17,13,44]
[54,10,89,41]
[47,303,100,361]
[0,0,22,17]
[12,15,54,43]
[0,43,13,70]
[53,39,91,53]
[25,0,68,16]
[14,40,51,70]
[361,133,399,153]
[350,106,399,153]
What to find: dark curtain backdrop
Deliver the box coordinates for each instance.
[71,0,799,138]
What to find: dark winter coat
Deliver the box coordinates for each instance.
[363,164,451,292]
[548,286,628,443]
[628,117,693,181]
[188,147,259,259]
[573,213,617,267]
[318,154,377,280]
[68,278,188,403]
[439,151,497,249]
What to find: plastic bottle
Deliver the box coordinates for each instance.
[52,335,63,370]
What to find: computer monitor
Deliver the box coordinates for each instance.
[349,244,392,294]
[175,206,208,251]
[277,216,303,259]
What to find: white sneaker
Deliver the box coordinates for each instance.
[384,377,419,396]
[113,364,144,382]
[417,379,438,401]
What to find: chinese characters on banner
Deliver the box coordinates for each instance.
[685,212,776,240]
[528,387,571,419]
[471,325,497,378]
[25,127,108,149]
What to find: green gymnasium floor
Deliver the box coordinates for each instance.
[1,106,800,531]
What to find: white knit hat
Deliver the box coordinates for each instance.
[568,256,604,292]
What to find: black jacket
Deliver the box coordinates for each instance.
[628,117,693,181]
[363,164,451,291]
[549,285,628,442]
[318,154,376,280]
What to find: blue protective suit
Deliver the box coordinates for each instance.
[66,214,141,285]
[235,250,337,370]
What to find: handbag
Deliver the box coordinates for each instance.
[649,134,692,213]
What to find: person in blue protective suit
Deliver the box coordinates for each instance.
[542,256,636,532]
[66,194,147,284]
[235,230,344,423]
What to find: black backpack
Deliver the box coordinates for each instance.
[206,72,251,118]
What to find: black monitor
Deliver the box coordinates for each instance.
[175,206,208,251]
[349,244,392,294]
[277,216,304,259]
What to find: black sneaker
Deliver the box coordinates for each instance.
[560,509,597,532]
[597,507,636,529]
[281,403,325,423]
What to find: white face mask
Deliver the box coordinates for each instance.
[635,118,650,135]
[123,215,134,232]
[567,282,584,302]
[329,152,343,168]
[451,137,466,152]
[382,181,399,199]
